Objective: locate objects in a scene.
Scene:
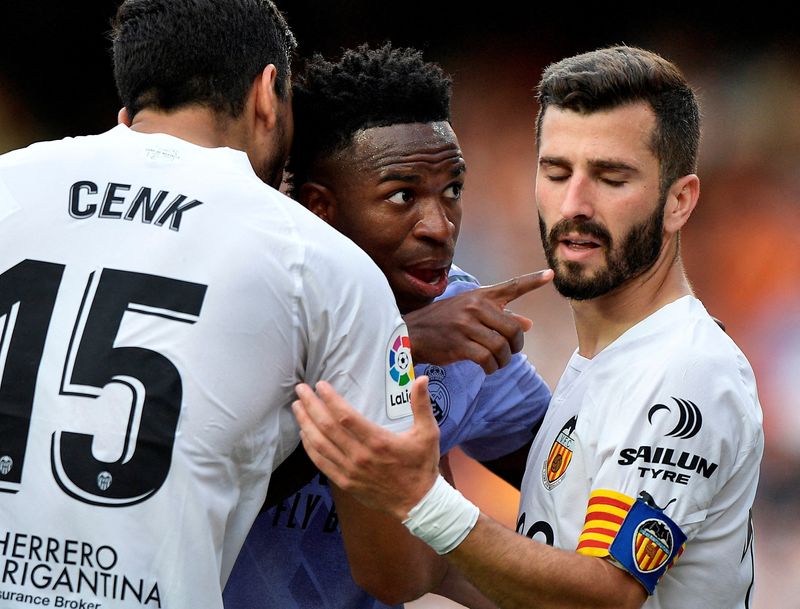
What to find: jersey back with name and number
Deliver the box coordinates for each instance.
[0,125,412,609]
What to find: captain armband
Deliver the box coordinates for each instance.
[402,474,480,555]
[608,498,687,594]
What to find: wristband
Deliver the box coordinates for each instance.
[402,474,480,554]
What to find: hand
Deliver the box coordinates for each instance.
[292,376,441,521]
[404,269,553,374]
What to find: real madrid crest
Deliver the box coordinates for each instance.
[425,365,450,425]
[542,416,577,490]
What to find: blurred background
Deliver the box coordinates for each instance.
[1,2,797,607]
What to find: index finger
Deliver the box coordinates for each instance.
[480,269,554,306]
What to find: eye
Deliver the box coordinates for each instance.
[600,177,627,187]
[387,190,413,204]
[542,167,570,182]
[443,183,463,200]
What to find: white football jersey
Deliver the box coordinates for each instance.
[518,296,763,608]
[0,125,413,608]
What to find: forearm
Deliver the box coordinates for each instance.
[332,484,448,604]
[444,515,646,609]
[433,561,499,609]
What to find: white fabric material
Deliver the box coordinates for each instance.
[0,125,412,609]
[518,296,763,608]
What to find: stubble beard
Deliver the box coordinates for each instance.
[538,197,666,301]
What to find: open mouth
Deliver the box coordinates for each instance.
[561,237,601,250]
[403,264,450,299]
[407,266,447,284]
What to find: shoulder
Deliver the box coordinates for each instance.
[0,133,87,169]
[589,298,762,445]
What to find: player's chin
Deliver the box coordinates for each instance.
[395,288,437,315]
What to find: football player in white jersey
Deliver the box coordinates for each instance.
[224,43,552,609]
[291,45,765,609]
[0,2,445,608]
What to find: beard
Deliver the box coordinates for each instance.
[259,105,292,190]
[538,197,666,301]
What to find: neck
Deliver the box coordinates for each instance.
[571,240,692,359]
[127,106,248,151]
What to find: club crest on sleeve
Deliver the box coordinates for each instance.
[608,496,687,594]
[542,416,577,490]
[633,518,673,573]
[385,325,414,419]
[424,365,450,424]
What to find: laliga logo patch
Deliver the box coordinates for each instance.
[542,416,577,490]
[389,334,414,386]
[385,325,414,420]
[425,366,450,424]
[647,397,703,439]
[633,518,673,573]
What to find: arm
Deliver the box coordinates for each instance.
[448,515,646,609]
[292,378,647,609]
[331,483,447,604]
[405,271,551,374]
[431,561,501,609]
[462,351,550,489]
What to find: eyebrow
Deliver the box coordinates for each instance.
[539,156,638,173]
[377,164,466,185]
[590,159,638,173]
[378,173,421,185]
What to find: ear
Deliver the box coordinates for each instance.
[663,174,699,234]
[117,107,131,126]
[298,182,337,225]
[253,64,280,130]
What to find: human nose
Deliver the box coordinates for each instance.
[413,199,457,244]
[559,174,595,220]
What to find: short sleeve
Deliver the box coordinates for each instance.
[299,224,414,433]
[573,343,761,592]
[458,352,550,461]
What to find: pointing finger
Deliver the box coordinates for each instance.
[480,269,554,306]
[507,311,533,332]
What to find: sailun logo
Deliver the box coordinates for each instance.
[647,398,703,439]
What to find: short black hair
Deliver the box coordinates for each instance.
[111,0,296,119]
[536,45,700,195]
[286,42,452,194]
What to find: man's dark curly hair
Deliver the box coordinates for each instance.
[286,42,452,195]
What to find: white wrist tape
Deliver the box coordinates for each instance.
[402,474,480,555]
